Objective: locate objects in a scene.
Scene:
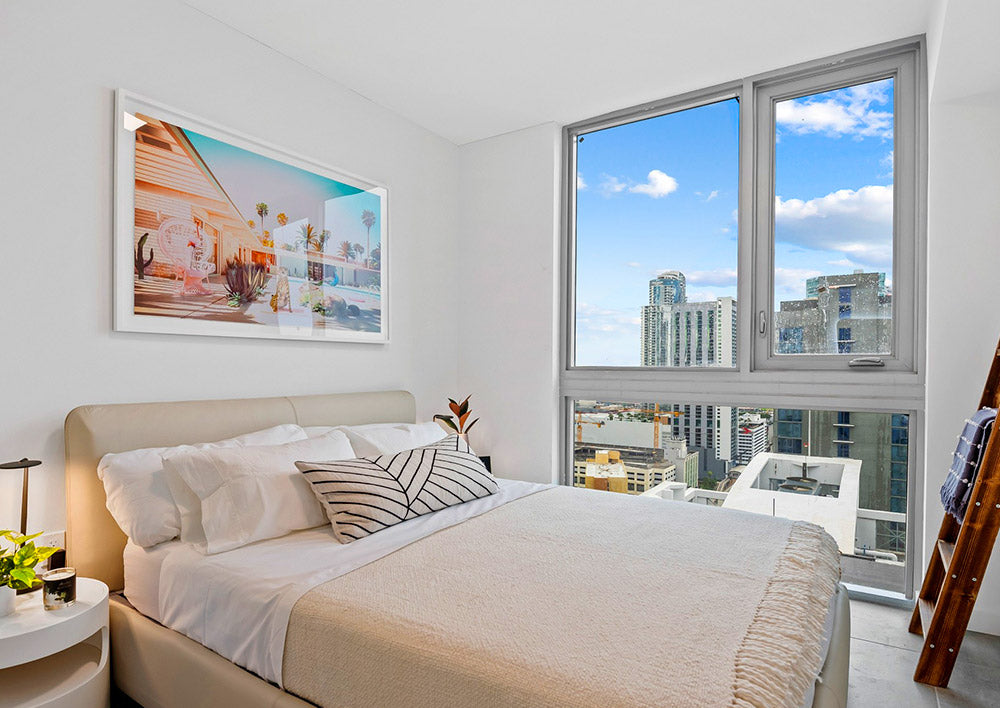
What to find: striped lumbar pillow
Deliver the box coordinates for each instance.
[296,434,498,543]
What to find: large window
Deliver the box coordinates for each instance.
[563,40,925,598]
[574,400,913,592]
[573,98,739,367]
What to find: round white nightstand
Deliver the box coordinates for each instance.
[0,578,110,708]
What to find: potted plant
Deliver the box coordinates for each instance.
[1,530,58,616]
[434,395,480,441]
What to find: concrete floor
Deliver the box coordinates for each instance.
[850,600,1000,706]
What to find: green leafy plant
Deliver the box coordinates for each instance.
[1,531,58,590]
[434,395,479,435]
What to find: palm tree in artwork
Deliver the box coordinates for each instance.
[361,209,376,268]
[352,243,365,286]
[255,202,269,236]
[297,223,322,252]
[337,240,354,261]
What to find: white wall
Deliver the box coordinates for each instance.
[0,0,460,535]
[925,90,1000,634]
[924,1,1000,634]
[457,124,562,483]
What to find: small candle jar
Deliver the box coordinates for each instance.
[42,567,77,610]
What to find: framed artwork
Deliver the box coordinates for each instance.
[114,90,388,343]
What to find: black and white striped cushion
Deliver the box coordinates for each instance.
[296,435,498,543]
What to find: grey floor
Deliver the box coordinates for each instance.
[850,600,1000,707]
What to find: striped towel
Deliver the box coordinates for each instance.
[940,407,998,522]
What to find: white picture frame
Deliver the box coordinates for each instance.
[114,89,389,344]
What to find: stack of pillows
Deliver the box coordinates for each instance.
[98,421,498,553]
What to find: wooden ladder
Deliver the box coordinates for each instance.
[909,337,1000,686]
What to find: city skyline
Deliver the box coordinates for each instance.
[575,79,895,367]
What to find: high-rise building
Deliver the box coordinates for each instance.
[737,420,769,464]
[773,269,905,555]
[775,271,891,355]
[648,270,686,306]
[775,411,908,555]
[640,273,738,477]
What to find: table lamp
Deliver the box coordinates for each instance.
[2,458,43,593]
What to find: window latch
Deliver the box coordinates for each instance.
[757,310,767,337]
[848,357,885,368]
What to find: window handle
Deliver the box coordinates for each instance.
[758,310,767,337]
[849,357,885,367]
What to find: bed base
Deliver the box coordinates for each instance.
[111,585,849,708]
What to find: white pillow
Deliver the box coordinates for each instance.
[313,422,446,457]
[162,431,355,554]
[97,424,307,547]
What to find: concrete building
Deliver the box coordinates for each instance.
[661,437,701,489]
[573,444,677,494]
[775,409,909,556]
[640,272,739,478]
[737,419,769,464]
[648,270,686,306]
[775,271,891,355]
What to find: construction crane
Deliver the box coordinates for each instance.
[628,403,682,448]
[574,413,605,442]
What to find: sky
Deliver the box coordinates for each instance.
[182,126,382,252]
[575,78,895,366]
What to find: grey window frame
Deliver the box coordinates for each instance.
[559,37,927,600]
[752,44,923,373]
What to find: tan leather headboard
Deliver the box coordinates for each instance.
[65,390,415,591]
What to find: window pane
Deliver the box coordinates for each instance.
[574,98,739,366]
[772,78,894,357]
[572,401,910,592]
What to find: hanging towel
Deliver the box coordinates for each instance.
[940,407,998,522]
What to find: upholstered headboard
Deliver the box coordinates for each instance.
[65,390,416,590]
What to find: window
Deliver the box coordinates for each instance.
[574,400,912,592]
[573,97,739,368]
[755,47,920,371]
[564,40,924,597]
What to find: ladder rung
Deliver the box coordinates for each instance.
[937,539,956,572]
[918,598,936,633]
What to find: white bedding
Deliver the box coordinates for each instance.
[123,538,177,623]
[122,480,839,707]
[144,478,551,685]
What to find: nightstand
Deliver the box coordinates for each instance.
[0,578,110,707]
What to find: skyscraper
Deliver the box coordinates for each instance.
[773,270,905,556]
[640,272,738,476]
[775,271,891,355]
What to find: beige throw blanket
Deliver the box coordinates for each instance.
[284,486,840,708]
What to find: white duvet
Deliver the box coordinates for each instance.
[149,478,551,686]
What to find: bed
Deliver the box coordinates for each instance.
[65,391,850,708]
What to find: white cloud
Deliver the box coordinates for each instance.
[775,78,893,139]
[774,267,823,300]
[576,302,641,336]
[577,172,587,190]
[775,184,893,267]
[704,189,719,202]
[628,169,678,198]
[625,261,641,268]
[599,174,626,197]
[686,268,738,287]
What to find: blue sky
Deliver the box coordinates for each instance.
[575,79,894,366]
[183,126,382,252]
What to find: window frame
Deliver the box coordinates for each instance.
[559,37,927,600]
[564,82,743,375]
[752,46,922,372]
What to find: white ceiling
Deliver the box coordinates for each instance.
[183,0,939,145]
